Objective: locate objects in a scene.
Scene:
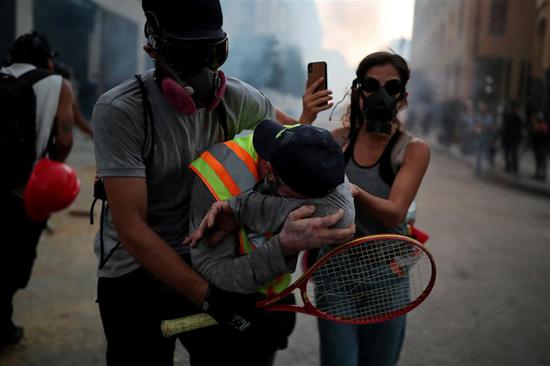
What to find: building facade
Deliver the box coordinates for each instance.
[0,0,145,116]
[531,0,550,117]
[410,0,536,111]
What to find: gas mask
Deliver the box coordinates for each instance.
[355,77,402,135]
[156,62,226,115]
[145,13,229,115]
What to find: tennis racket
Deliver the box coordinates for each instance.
[161,234,436,337]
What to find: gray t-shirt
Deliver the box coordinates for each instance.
[189,180,355,293]
[92,69,275,278]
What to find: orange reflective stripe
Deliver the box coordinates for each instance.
[224,140,259,181]
[201,151,241,197]
[189,163,222,201]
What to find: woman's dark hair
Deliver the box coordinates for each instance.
[355,52,410,91]
[345,51,411,152]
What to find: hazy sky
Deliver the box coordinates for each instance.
[314,0,415,67]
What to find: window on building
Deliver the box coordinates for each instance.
[489,0,508,36]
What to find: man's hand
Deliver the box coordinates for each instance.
[184,201,238,248]
[299,77,334,124]
[278,205,355,256]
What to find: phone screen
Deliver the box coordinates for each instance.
[307,62,328,93]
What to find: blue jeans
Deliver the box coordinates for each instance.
[317,316,406,366]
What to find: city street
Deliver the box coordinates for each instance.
[1,134,549,366]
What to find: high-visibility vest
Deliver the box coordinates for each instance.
[189,134,291,295]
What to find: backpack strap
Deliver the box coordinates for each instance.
[92,74,156,270]
[16,68,51,87]
[135,74,155,169]
[92,74,228,270]
[17,69,57,159]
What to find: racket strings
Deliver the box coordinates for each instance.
[306,238,432,320]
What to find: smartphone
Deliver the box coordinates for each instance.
[307,61,327,93]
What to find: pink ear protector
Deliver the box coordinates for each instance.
[160,70,226,115]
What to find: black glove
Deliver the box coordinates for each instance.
[201,285,261,334]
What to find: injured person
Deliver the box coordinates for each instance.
[187,119,355,294]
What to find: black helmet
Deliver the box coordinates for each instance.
[142,0,228,70]
[142,0,225,41]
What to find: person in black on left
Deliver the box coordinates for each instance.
[0,32,75,351]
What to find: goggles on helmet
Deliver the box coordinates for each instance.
[160,36,228,71]
[144,15,228,72]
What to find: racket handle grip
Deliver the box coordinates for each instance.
[161,313,218,337]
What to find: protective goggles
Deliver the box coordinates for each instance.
[356,77,403,96]
[160,36,229,71]
[145,16,229,71]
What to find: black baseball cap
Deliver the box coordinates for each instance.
[142,0,225,41]
[253,120,345,198]
[10,32,56,69]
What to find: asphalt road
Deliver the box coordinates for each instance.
[1,134,549,366]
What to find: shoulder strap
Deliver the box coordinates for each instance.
[0,72,14,80]
[14,69,56,159]
[343,134,355,165]
[17,68,51,87]
[379,130,402,186]
[135,74,156,169]
[91,75,154,271]
[390,130,414,173]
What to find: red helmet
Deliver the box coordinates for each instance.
[24,158,81,222]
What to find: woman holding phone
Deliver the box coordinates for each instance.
[301,51,430,366]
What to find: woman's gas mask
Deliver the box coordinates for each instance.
[145,13,229,115]
[354,77,403,135]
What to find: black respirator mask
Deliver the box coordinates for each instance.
[145,13,229,115]
[355,77,403,135]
